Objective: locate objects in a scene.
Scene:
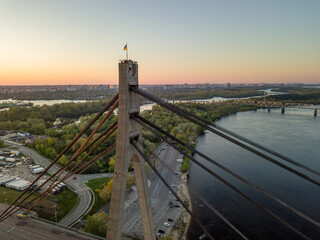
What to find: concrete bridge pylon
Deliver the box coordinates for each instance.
[107,60,155,240]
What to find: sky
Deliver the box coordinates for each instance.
[0,0,319,85]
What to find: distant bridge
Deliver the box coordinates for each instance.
[233,99,319,116]
[163,97,319,116]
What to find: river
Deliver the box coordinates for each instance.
[140,89,286,111]
[187,108,320,240]
[0,88,285,112]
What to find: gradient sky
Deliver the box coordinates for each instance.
[0,0,320,85]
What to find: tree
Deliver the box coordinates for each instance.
[126,174,135,188]
[106,179,113,195]
[160,236,173,240]
[85,212,108,237]
[99,184,110,202]
[108,155,115,173]
[0,140,6,148]
[99,179,113,201]
[58,155,68,166]
[98,175,135,202]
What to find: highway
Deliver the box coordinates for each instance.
[0,203,100,240]
[3,141,112,227]
[122,142,182,238]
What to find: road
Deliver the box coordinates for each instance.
[0,203,100,240]
[3,141,112,226]
[59,173,113,226]
[122,142,182,238]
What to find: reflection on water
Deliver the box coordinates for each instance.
[188,109,320,240]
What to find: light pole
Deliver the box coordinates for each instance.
[50,203,57,224]
[54,203,57,224]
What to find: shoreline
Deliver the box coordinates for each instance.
[170,172,191,240]
[169,107,265,240]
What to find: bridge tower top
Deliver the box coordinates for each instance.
[107,60,155,240]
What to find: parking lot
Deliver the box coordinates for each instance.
[0,148,50,192]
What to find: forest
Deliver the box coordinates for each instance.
[0,89,116,100]
[268,87,320,104]
[0,100,110,135]
[0,98,258,173]
[152,87,264,100]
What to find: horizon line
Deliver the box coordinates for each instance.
[0,83,319,87]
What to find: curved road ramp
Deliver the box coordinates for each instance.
[0,204,102,240]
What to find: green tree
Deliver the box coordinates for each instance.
[0,140,6,148]
[160,236,173,240]
[58,155,69,166]
[108,155,115,173]
[99,184,110,202]
[85,212,108,237]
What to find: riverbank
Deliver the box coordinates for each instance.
[170,172,192,240]
[170,106,267,240]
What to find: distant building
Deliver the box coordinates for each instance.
[17,131,30,137]
[225,83,231,88]
[67,87,77,92]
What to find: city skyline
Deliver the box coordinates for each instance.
[0,0,320,85]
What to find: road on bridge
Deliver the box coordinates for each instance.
[122,142,182,238]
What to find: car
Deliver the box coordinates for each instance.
[158,229,165,234]
[174,205,180,208]
[167,218,174,222]
[199,233,207,240]
[164,222,171,227]
[17,212,28,219]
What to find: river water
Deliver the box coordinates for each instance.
[187,108,320,240]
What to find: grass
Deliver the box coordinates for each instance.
[0,186,54,219]
[8,146,18,150]
[0,144,9,149]
[49,187,78,221]
[0,186,78,222]
[85,177,112,216]
[0,186,39,204]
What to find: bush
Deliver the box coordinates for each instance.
[85,212,108,237]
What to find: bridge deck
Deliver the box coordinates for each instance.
[0,204,100,240]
